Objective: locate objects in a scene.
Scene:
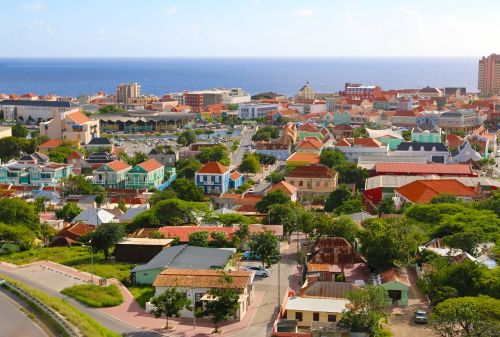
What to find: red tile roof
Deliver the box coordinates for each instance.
[39,139,63,148]
[446,134,464,149]
[353,138,383,147]
[396,179,478,204]
[298,124,319,133]
[67,111,90,124]
[67,151,83,160]
[153,269,251,289]
[230,171,242,180]
[286,164,336,179]
[197,161,229,174]
[375,163,475,176]
[106,160,131,172]
[286,152,320,164]
[269,181,297,195]
[159,226,234,242]
[138,159,163,172]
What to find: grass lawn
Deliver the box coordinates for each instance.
[128,285,155,308]
[61,284,124,308]
[0,247,135,284]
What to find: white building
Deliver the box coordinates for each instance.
[237,102,280,119]
[0,100,76,121]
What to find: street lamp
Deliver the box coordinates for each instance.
[82,242,94,285]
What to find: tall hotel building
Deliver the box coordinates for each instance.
[478,54,500,95]
[116,82,141,103]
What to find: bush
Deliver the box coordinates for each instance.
[61,284,124,308]
[128,285,155,309]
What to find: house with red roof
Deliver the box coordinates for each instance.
[295,136,324,154]
[125,159,164,190]
[286,152,321,166]
[394,179,481,206]
[38,139,64,155]
[67,151,84,175]
[49,223,95,247]
[40,108,100,144]
[195,161,230,194]
[229,171,244,190]
[268,180,298,201]
[93,160,131,189]
[390,109,421,127]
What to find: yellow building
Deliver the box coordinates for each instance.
[285,296,348,327]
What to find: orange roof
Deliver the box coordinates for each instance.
[395,179,479,204]
[335,138,352,147]
[230,171,242,180]
[137,159,163,172]
[446,134,463,149]
[376,163,475,176]
[269,181,297,195]
[197,161,229,174]
[379,268,410,286]
[298,124,319,133]
[286,152,320,165]
[67,111,90,124]
[159,226,234,242]
[153,269,251,289]
[67,151,83,160]
[353,138,383,147]
[105,160,131,172]
[39,139,63,148]
[297,137,323,149]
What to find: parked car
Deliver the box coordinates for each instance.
[242,251,260,261]
[414,310,428,324]
[243,265,270,277]
[248,188,255,193]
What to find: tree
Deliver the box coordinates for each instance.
[333,196,364,216]
[256,190,290,213]
[431,296,500,337]
[177,130,197,146]
[324,184,353,212]
[266,170,284,183]
[84,223,125,260]
[431,194,460,204]
[98,105,125,114]
[402,130,412,141]
[209,231,231,248]
[252,126,280,141]
[12,123,28,138]
[340,286,391,334]
[196,144,230,166]
[126,152,148,166]
[234,223,250,250]
[316,215,359,242]
[170,178,204,202]
[0,197,40,232]
[0,137,22,162]
[60,175,95,195]
[249,230,279,268]
[336,162,369,188]
[360,218,423,270]
[188,230,209,247]
[268,203,302,238]
[150,287,192,329]
[117,198,127,212]
[239,154,261,173]
[56,202,82,221]
[176,159,202,179]
[353,126,368,138]
[0,223,36,251]
[320,148,346,168]
[376,198,397,215]
[149,188,178,205]
[48,141,79,163]
[203,274,241,333]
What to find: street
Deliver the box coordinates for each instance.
[0,290,48,337]
[232,126,256,168]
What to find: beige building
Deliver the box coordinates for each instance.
[284,164,338,197]
[295,82,315,100]
[478,54,500,95]
[40,109,99,144]
[116,82,141,103]
[0,126,12,139]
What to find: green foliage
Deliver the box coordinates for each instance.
[430,194,460,204]
[431,296,500,337]
[196,144,230,166]
[203,274,241,333]
[121,151,148,166]
[253,152,276,165]
[227,103,238,111]
[249,230,279,268]
[48,141,79,163]
[256,189,291,213]
[208,213,255,227]
[209,231,231,248]
[402,130,412,141]
[266,170,284,183]
[324,184,352,212]
[0,223,35,251]
[128,285,155,309]
[61,284,124,308]
[0,197,40,232]
[149,188,178,205]
[176,158,202,179]
[0,136,37,162]
[333,195,365,216]
[84,223,125,260]
[56,202,82,221]
[60,175,97,195]
[376,198,397,215]
[353,125,368,138]
[150,287,192,329]
[252,126,280,141]
[336,162,369,188]
[340,285,391,334]
[98,105,125,114]
[177,129,197,146]
[316,215,359,242]
[236,180,254,194]
[12,123,28,138]
[360,218,423,270]
[148,231,166,239]
[239,154,261,173]
[267,202,302,236]
[170,178,204,202]
[188,230,209,247]
[320,148,346,168]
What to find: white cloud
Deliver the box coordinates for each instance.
[23,1,44,11]
[290,9,315,17]
[400,7,424,32]
[166,6,177,15]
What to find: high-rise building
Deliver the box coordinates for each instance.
[116,82,141,103]
[478,54,500,95]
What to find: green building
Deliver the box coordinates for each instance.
[125,158,164,190]
[379,268,410,306]
[93,159,131,189]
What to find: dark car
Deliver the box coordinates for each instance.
[414,310,428,324]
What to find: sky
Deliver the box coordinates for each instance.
[1,0,499,57]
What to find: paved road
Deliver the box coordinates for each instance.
[233,127,256,167]
[0,269,160,337]
[0,290,48,337]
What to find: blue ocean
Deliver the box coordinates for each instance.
[0,57,478,97]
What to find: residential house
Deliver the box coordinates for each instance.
[446,134,464,151]
[67,151,84,175]
[148,146,178,167]
[115,238,173,263]
[467,125,497,157]
[195,161,230,194]
[132,244,235,285]
[284,296,349,328]
[390,109,420,127]
[38,139,64,155]
[40,109,100,144]
[332,111,351,125]
[255,138,292,160]
[150,269,253,321]
[297,124,329,141]
[438,110,483,132]
[286,152,321,167]
[412,116,442,143]
[394,179,481,207]
[212,193,264,214]
[117,205,149,223]
[366,128,403,150]
[295,136,324,154]
[331,124,354,141]
[84,152,117,170]
[374,163,476,177]
[85,137,114,153]
[393,142,450,163]
[49,223,95,247]
[268,181,298,202]
[285,165,338,197]
[125,159,165,190]
[452,140,483,163]
[229,171,244,190]
[418,86,443,98]
[334,138,389,162]
[71,208,117,226]
[93,160,131,189]
[376,268,410,306]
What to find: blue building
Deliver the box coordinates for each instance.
[195,161,230,194]
[229,171,244,190]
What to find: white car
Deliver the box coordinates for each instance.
[247,188,255,193]
[244,265,270,277]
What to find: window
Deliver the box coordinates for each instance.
[328,314,337,322]
[295,312,303,321]
[313,312,320,321]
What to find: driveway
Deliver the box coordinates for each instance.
[389,268,436,337]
